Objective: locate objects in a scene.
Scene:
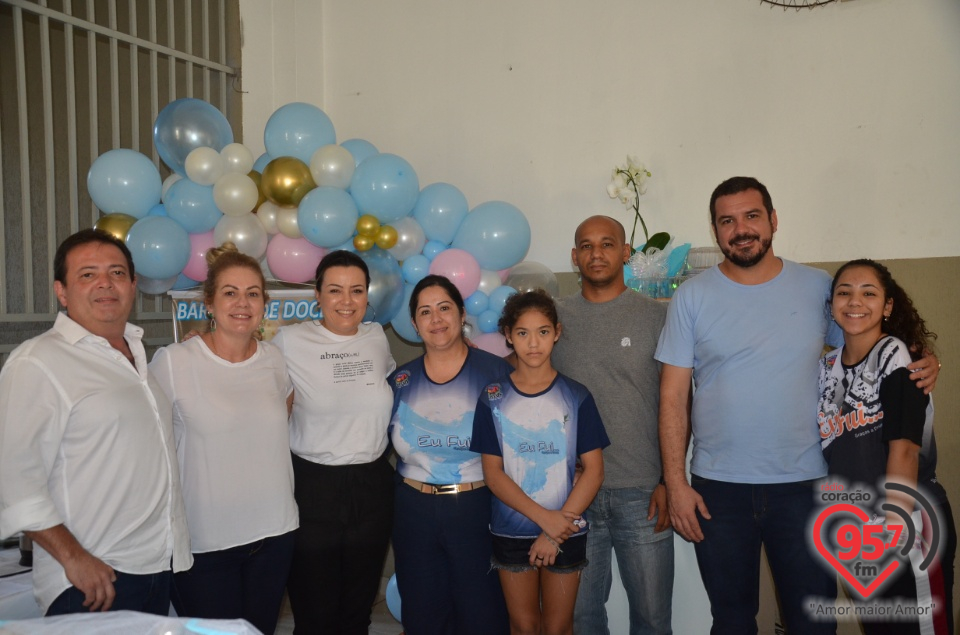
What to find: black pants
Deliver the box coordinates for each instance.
[287,452,394,635]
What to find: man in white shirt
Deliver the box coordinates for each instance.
[0,229,191,616]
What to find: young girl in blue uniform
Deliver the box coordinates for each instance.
[818,259,954,635]
[472,289,609,635]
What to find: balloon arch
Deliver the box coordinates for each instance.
[87,99,558,352]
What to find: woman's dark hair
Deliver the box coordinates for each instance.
[314,250,370,291]
[408,274,465,320]
[498,289,559,350]
[830,259,936,360]
[203,242,269,306]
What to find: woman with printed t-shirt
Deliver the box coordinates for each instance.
[818,259,955,635]
[387,275,510,635]
[273,250,396,635]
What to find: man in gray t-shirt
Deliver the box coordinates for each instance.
[552,215,673,635]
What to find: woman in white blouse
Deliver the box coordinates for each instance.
[150,243,297,635]
[272,250,396,635]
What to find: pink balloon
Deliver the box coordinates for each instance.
[182,231,216,281]
[266,234,326,283]
[497,268,511,283]
[429,248,481,298]
[472,332,510,358]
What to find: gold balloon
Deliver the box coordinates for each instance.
[375,225,399,250]
[356,214,381,238]
[260,157,316,207]
[353,234,375,251]
[248,170,267,212]
[94,213,138,241]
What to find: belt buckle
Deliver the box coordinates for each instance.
[432,483,459,495]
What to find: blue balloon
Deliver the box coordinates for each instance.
[488,284,517,314]
[390,285,421,344]
[172,273,200,290]
[385,574,402,623]
[422,240,447,261]
[126,216,191,280]
[147,203,168,217]
[358,248,405,325]
[349,153,420,223]
[452,201,531,271]
[465,290,490,316]
[264,102,336,163]
[412,183,469,245]
[136,274,179,296]
[401,254,430,285]
[87,149,162,218]
[164,179,223,233]
[252,152,272,173]
[331,238,357,253]
[154,98,233,176]
[340,139,379,167]
[298,187,359,248]
[477,309,500,334]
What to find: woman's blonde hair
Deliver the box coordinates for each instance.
[203,242,269,307]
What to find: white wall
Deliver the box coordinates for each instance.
[240,0,960,273]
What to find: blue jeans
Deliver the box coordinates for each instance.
[46,570,172,616]
[574,486,674,635]
[392,476,509,635]
[691,476,837,635]
[171,531,295,635]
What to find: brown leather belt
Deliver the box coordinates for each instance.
[402,477,486,495]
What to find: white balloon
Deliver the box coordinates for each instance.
[275,206,302,239]
[387,217,427,261]
[477,269,502,294]
[214,213,268,259]
[184,147,225,186]
[220,143,255,174]
[310,145,356,189]
[161,174,182,203]
[213,173,259,216]
[256,200,282,235]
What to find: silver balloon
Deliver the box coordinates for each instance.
[477,268,503,295]
[359,248,405,325]
[387,216,427,262]
[214,213,268,259]
[310,144,356,189]
[504,261,560,298]
[276,206,302,239]
[221,143,255,174]
[256,201,282,235]
[463,316,478,341]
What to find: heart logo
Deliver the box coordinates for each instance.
[812,503,901,598]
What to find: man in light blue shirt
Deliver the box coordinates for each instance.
[656,177,939,634]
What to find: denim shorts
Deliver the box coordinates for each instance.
[490,532,587,574]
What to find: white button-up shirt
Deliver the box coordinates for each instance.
[0,313,192,612]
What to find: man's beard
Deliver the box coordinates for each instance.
[720,234,773,268]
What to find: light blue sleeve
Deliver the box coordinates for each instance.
[654,285,696,368]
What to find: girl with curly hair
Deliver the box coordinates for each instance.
[818,259,954,634]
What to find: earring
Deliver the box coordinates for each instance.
[883,315,889,322]
[209,316,217,332]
